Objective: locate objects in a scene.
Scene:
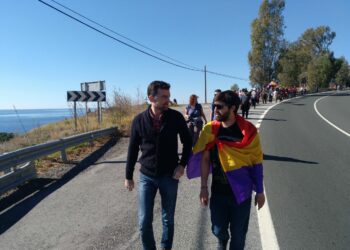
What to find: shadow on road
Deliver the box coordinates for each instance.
[248,117,287,122]
[268,108,284,111]
[263,154,318,165]
[306,92,350,97]
[93,160,128,165]
[0,137,118,235]
[283,102,306,106]
[194,207,209,249]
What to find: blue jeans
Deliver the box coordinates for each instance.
[210,193,251,250]
[138,172,179,250]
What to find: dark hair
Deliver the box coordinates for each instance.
[147,81,171,97]
[214,90,241,114]
[189,94,198,106]
[214,89,222,93]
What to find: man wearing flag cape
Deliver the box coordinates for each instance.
[187,90,266,250]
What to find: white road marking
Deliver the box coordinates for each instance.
[314,96,350,137]
[255,91,348,249]
[255,102,281,250]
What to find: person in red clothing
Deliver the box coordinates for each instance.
[198,90,265,250]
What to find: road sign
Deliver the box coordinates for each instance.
[67,91,106,102]
[81,81,105,91]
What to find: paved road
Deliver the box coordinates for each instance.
[0,102,272,250]
[2,92,349,250]
[260,91,350,249]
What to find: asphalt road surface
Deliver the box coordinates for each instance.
[1,91,349,249]
[260,90,350,249]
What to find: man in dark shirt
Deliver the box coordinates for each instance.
[125,80,192,250]
[210,122,243,197]
[199,90,265,250]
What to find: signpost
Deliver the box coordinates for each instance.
[67,91,106,102]
[80,81,106,125]
[81,81,105,92]
[67,87,106,130]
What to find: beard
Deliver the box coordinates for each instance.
[156,102,169,112]
[215,110,230,122]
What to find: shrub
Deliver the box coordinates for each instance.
[0,132,14,142]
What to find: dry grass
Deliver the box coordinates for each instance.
[34,137,109,177]
[0,90,147,155]
[0,89,151,187]
[0,89,183,180]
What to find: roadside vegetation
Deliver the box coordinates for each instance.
[0,132,14,143]
[249,0,350,90]
[0,90,147,155]
[0,90,149,178]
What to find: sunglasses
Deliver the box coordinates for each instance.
[213,104,225,110]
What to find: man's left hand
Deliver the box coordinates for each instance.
[173,165,185,180]
[255,193,265,210]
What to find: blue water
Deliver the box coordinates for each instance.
[0,109,86,134]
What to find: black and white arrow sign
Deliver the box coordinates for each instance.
[67,91,106,102]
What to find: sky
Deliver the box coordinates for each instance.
[1,0,349,109]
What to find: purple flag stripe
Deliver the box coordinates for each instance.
[186,152,212,179]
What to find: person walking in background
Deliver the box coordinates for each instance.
[268,88,273,103]
[125,80,192,250]
[210,89,222,121]
[255,88,261,104]
[187,90,265,250]
[184,94,207,146]
[261,89,268,104]
[251,88,257,109]
[240,89,250,119]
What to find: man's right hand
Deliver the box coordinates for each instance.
[125,179,134,191]
[199,187,209,206]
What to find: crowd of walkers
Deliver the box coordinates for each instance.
[252,86,303,105]
[234,85,304,119]
[178,85,304,144]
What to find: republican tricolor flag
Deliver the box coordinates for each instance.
[186,115,264,204]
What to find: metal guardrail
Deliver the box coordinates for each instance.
[0,127,118,195]
[0,162,36,195]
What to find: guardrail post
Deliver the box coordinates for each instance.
[61,149,68,163]
[89,134,94,147]
[60,138,68,163]
[12,155,19,172]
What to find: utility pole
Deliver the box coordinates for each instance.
[204,65,207,104]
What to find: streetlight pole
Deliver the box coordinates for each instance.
[204,65,207,104]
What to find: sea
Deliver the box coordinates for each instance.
[0,109,87,134]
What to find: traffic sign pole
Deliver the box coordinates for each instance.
[74,101,77,131]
